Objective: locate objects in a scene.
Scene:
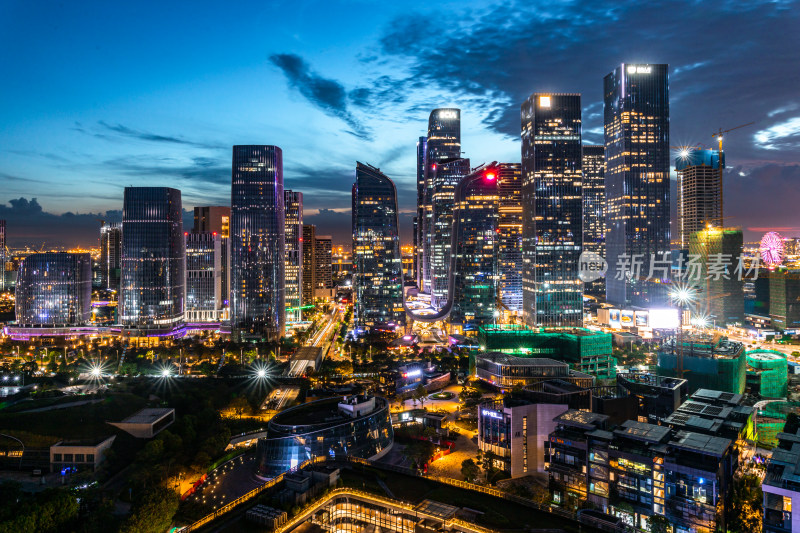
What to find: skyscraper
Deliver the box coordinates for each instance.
[99,222,122,293]
[422,108,461,294]
[193,206,231,309]
[582,145,606,297]
[314,235,333,300]
[352,162,404,326]
[302,224,316,310]
[604,63,671,307]
[430,157,471,309]
[677,148,724,249]
[521,93,583,327]
[230,145,285,341]
[0,220,5,291]
[284,190,303,324]
[185,232,223,322]
[497,163,523,316]
[450,163,499,331]
[16,252,92,326]
[415,136,427,286]
[120,187,185,333]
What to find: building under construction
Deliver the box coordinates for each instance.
[746,350,788,399]
[657,334,746,394]
[688,227,744,326]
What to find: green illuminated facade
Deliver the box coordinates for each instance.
[746,350,788,399]
[657,336,746,394]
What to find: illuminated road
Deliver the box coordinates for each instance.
[285,307,342,377]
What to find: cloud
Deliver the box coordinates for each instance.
[74,121,223,150]
[724,164,800,240]
[269,53,371,139]
[753,116,800,150]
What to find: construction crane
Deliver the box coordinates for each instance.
[712,122,754,228]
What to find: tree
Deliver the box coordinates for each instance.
[460,459,480,483]
[413,383,428,409]
[728,473,762,533]
[119,486,178,533]
[648,514,671,533]
[229,396,250,419]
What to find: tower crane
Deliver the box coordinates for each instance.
[712,122,754,228]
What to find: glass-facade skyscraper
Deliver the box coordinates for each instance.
[230,145,285,341]
[302,224,316,309]
[497,163,523,316]
[185,232,223,322]
[193,206,231,309]
[120,187,185,332]
[99,222,122,293]
[430,157,471,309]
[414,136,427,286]
[352,162,404,326]
[451,164,499,331]
[16,252,92,326]
[521,93,583,327]
[421,108,461,294]
[284,190,303,324]
[582,145,606,297]
[604,64,670,307]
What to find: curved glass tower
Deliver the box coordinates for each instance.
[16,252,92,326]
[120,187,185,332]
[422,108,461,293]
[230,145,285,341]
[352,162,404,327]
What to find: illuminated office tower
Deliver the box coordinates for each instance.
[352,162,404,326]
[230,145,285,341]
[497,163,523,315]
[99,222,122,293]
[422,108,461,293]
[677,148,724,249]
[0,220,4,290]
[185,232,223,322]
[688,227,744,326]
[582,145,606,297]
[415,136,426,286]
[450,163,499,331]
[430,157,471,309]
[604,64,670,307]
[284,190,303,323]
[16,252,91,326]
[302,224,316,309]
[521,93,583,327]
[120,187,185,332]
[193,206,231,309]
[314,234,333,300]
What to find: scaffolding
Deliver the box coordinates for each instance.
[657,336,746,394]
[756,401,800,448]
[746,350,788,399]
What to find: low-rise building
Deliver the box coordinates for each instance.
[663,388,754,444]
[50,435,115,473]
[475,352,594,389]
[763,427,800,533]
[546,411,737,533]
[616,373,688,424]
[478,396,568,478]
[108,408,175,438]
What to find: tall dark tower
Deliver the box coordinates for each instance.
[414,136,427,287]
[604,64,670,307]
[120,187,185,334]
[284,190,303,324]
[230,145,285,341]
[582,145,606,297]
[497,163,523,317]
[352,162,404,327]
[422,108,461,294]
[521,93,583,327]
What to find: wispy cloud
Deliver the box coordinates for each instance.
[753,116,800,150]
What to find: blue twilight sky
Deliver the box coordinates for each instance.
[1,0,799,247]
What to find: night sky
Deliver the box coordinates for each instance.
[1,0,798,247]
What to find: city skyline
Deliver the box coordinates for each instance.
[1,0,799,247]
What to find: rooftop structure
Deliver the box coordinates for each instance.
[663,388,753,443]
[616,373,688,424]
[474,352,594,390]
[657,335,746,393]
[746,349,789,398]
[108,408,175,438]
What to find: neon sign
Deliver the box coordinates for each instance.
[482,409,503,420]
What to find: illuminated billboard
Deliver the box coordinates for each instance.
[649,308,679,329]
[635,311,649,327]
[621,310,634,326]
[609,309,621,328]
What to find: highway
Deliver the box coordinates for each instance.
[284,306,343,377]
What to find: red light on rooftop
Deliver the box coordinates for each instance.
[485,172,496,180]
[431,164,437,171]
